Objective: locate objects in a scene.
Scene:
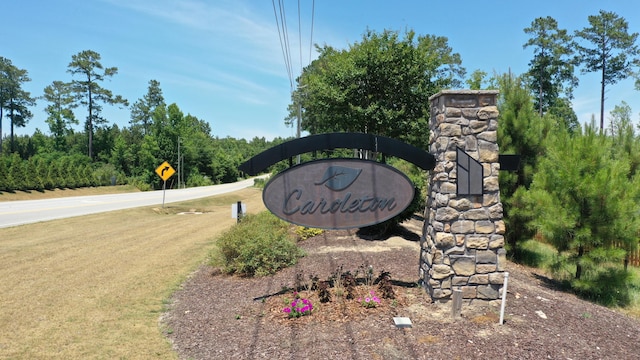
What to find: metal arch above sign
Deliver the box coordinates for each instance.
[238,132,436,176]
[263,158,415,230]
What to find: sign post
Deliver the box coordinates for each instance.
[155,161,176,208]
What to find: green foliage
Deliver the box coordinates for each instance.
[523,16,578,118]
[572,265,633,307]
[252,177,267,189]
[292,28,464,150]
[91,163,121,186]
[0,56,36,153]
[7,153,25,191]
[496,72,552,257]
[129,79,165,136]
[524,122,640,281]
[186,172,213,187]
[575,10,640,129]
[42,80,77,151]
[294,226,324,240]
[213,212,305,277]
[67,49,129,159]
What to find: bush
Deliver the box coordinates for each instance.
[295,226,324,240]
[186,172,214,187]
[252,177,267,189]
[214,211,305,276]
[572,265,633,307]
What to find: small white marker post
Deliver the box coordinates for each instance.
[499,272,509,325]
[232,201,246,223]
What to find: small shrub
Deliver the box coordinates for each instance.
[572,265,633,307]
[375,270,396,299]
[294,270,318,292]
[317,280,332,303]
[186,172,214,187]
[295,226,324,240]
[342,272,357,300]
[214,211,305,276]
[252,177,267,189]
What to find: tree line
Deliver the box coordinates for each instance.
[0,51,286,192]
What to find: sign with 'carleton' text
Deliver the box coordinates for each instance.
[263,159,415,229]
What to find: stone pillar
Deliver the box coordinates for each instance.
[420,90,506,301]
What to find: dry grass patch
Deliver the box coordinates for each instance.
[0,187,265,359]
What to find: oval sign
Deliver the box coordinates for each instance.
[263,158,415,229]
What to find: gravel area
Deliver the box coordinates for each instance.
[162,220,640,359]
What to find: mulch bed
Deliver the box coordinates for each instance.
[162,222,640,359]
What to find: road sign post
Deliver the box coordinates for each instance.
[155,161,176,208]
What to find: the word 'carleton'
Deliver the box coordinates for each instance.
[263,159,415,229]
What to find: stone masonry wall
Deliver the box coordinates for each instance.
[420,90,507,301]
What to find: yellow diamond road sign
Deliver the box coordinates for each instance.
[155,161,176,181]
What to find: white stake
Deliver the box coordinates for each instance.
[499,272,509,325]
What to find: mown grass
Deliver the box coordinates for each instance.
[0,187,265,359]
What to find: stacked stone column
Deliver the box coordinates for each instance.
[420,90,506,301]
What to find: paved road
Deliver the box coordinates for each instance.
[0,177,263,229]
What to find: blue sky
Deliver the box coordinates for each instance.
[4,0,640,141]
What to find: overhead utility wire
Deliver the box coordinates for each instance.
[279,0,294,88]
[309,0,315,66]
[272,0,293,89]
[298,0,303,74]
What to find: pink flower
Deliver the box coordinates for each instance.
[283,308,291,313]
[365,297,371,303]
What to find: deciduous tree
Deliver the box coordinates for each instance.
[291,29,465,150]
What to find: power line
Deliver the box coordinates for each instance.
[309,0,315,66]
[272,0,293,89]
[272,0,315,86]
[298,0,303,74]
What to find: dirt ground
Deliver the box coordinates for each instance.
[163,219,640,360]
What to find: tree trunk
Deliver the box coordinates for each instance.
[599,57,606,130]
[575,244,584,279]
[88,80,93,160]
[0,106,3,155]
[9,99,14,153]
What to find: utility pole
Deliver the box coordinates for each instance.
[177,137,181,189]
